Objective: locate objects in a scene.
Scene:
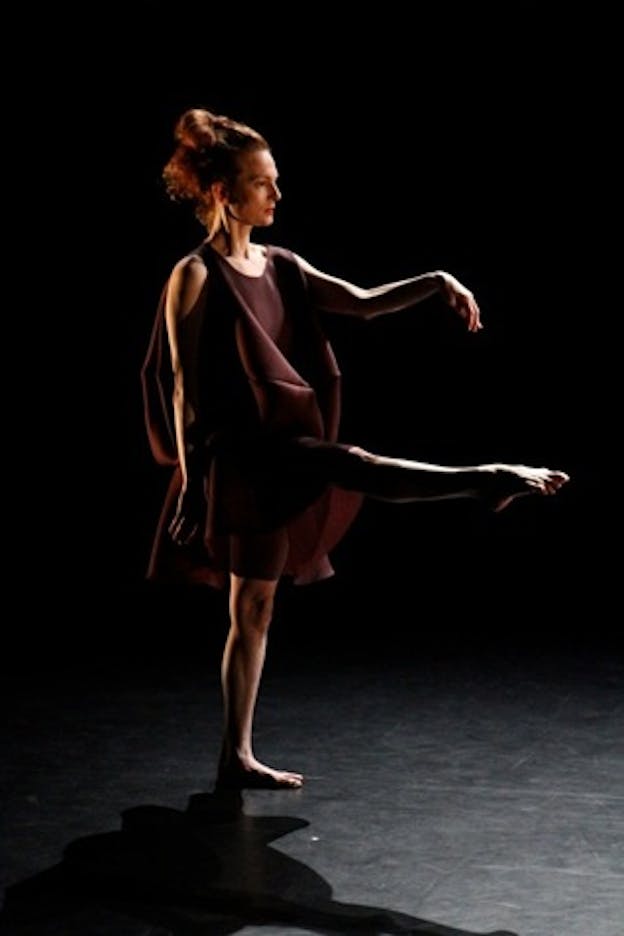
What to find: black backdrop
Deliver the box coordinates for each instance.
[17,4,615,657]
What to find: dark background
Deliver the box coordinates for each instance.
[2,20,619,936]
[13,4,616,668]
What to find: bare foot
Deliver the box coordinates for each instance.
[216,755,304,791]
[483,464,570,513]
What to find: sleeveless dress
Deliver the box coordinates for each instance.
[141,242,364,589]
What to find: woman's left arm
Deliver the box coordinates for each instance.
[293,253,483,333]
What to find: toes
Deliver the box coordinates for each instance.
[271,773,304,789]
[217,762,305,790]
[278,772,304,787]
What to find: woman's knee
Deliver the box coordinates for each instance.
[332,444,381,489]
[345,444,377,463]
[229,575,278,636]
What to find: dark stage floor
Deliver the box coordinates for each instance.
[1,559,622,936]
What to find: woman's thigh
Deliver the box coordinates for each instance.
[229,527,290,581]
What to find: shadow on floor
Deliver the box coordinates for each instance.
[1,791,516,936]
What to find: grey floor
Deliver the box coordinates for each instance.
[1,570,623,936]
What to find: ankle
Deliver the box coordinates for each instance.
[220,744,252,767]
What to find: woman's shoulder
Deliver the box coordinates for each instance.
[165,250,210,320]
[168,249,210,288]
[263,243,307,274]
[263,242,292,259]
[171,246,209,274]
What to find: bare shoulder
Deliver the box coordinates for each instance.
[291,251,364,295]
[170,252,209,289]
[290,251,349,284]
[290,250,335,284]
[290,251,319,275]
[166,253,209,321]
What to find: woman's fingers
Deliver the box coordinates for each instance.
[169,515,199,545]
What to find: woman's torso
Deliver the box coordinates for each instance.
[210,245,294,355]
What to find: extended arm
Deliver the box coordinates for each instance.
[164,254,209,543]
[293,253,482,332]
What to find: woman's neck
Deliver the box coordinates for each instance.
[210,226,253,260]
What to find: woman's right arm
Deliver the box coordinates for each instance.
[164,254,209,544]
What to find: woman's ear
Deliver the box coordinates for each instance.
[211,180,229,205]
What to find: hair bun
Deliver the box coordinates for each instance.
[174,108,218,152]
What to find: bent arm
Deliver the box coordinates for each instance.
[293,253,482,331]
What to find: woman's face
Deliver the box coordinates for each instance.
[227,148,281,226]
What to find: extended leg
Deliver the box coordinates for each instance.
[290,439,569,511]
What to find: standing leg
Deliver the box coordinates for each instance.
[217,572,303,790]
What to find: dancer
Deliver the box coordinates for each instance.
[141,107,569,789]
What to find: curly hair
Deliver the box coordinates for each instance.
[162,108,269,229]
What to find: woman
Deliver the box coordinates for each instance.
[142,107,569,789]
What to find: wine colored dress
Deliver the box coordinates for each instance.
[141,242,364,589]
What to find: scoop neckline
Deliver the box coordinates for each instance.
[210,244,272,279]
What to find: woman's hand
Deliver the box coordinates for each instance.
[438,273,483,333]
[168,484,202,545]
